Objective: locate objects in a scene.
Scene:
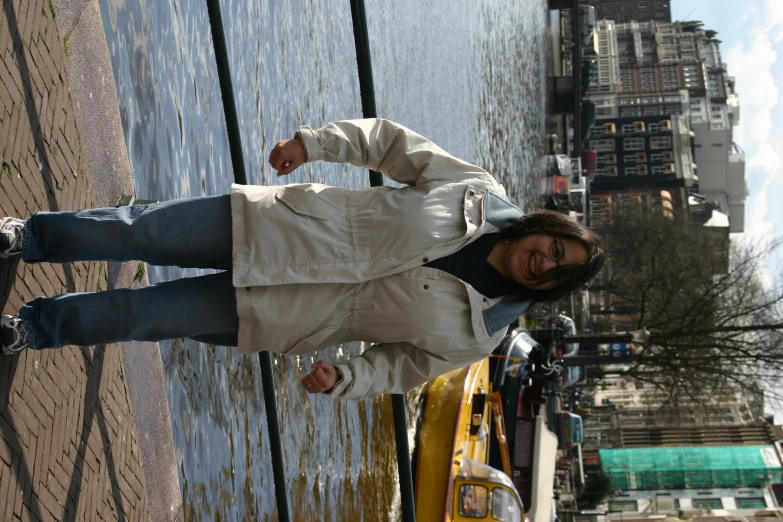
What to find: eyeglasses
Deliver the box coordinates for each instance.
[549,237,564,285]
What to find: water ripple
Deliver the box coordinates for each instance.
[99,0,551,519]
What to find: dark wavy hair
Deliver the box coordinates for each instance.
[498,209,606,303]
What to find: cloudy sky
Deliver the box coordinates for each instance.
[671,0,783,269]
[670,0,783,414]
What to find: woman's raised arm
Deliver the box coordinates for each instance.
[272,118,494,187]
[307,342,487,401]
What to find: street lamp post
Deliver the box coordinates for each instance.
[560,328,650,368]
[564,328,650,345]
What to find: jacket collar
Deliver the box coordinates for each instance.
[483,295,533,336]
[483,190,524,229]
[479,190,532,338]
[464,287,533,342]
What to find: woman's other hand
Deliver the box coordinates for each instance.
[269,137,306,176]
[301,361,338,394]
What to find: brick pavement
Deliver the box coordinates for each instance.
[0,1,149,521]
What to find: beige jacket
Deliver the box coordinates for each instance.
[230,119,531,400]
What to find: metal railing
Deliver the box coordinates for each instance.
[205,1,416,520]
[205,1,291,520]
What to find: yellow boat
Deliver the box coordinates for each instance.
[415,359,525,522]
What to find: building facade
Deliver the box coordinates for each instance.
[585,20,746,230]
[587,0,671,24]
[588,114,695,191]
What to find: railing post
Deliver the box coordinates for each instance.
[349,1,417,521]
[349,0,384,188]
[205,2,290,521]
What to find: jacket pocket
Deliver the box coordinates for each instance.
[285,326,341,355]
[274,187,337,220]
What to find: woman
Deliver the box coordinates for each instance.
[0,119,604,400]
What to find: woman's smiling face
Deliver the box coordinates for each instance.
[503,233,590,290]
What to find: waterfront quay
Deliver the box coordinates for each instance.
[0,1,179,521]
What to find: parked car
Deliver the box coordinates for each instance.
[554,315,578,358]
[540,175,571,211]
[555,411,583,450]
[548,134,562,154]
[539,154,574,210]
[581,101,596,135]
[549,154,574,178]
[581,150,597,179]
[555,315,581,386]
[580,58,596,97]
[579,4,596,47]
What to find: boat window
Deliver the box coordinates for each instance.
[492,487,522,522]
[459,484,489,518]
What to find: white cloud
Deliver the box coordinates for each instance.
[727,38,778,146]
[723,1,783,249]
[746,141,781,174]
[764,0,783,43]
[743,186,773,241]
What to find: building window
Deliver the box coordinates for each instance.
[736,498,766,509]
[625,165,648,176]
[624,152,646,164]
[598,154,617,166]
[589,125,615,137]
[650,137,671,149]
[590,139,616,152]
[622,122,645,133]
[609,501,638,512]
[662,65,680,90]
[624,138,645,151]
[693,499,723,510]
[650,151,673,162]
[621,70,636,92]
[652,165,674,175]
[595,167,618,177]
[639,67,655,81]
[649,121,671,132]
[620,108,643,118]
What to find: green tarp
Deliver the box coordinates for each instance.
[599,446,782,490]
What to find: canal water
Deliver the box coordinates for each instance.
[98,0,552,519]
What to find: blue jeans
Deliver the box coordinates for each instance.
[19,195,239,349]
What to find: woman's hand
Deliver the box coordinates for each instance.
[301,361,338,394]
[268,137,306,176]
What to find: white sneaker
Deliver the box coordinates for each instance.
[1,315,29,355]
[0,217,24,259]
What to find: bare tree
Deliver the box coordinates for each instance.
[591,209,783,417]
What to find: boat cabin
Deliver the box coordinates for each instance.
[453,458,525,522]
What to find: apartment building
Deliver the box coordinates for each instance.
[587,0,671,24]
